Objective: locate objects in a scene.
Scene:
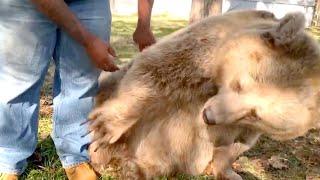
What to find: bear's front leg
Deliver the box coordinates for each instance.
[206,130,260,180]
[206,143,248,180]
[88,80,153,150]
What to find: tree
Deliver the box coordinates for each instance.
[312,0,320,27]
[189,0,222,24]
[310,0,320,39]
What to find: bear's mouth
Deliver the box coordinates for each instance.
[238,116,301,140]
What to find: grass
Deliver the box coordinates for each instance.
[111,14,187,64]
[20,15,320,180]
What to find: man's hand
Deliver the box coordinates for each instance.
[31,0,119,72]
[133,25,156,51]
[85,36,119,72]
[134,0,155,51]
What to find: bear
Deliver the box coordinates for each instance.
[92,62,260,180]
[87,10,320,179]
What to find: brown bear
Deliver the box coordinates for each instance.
[87,10,320,179]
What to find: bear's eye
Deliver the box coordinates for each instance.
[230,80,242,93]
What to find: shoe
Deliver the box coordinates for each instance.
[65,163,98,180]
[0,173,18,180]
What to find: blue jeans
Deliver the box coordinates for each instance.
[0,0,111,174]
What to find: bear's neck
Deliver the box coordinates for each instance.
[137,51,218,106]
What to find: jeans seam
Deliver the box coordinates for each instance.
[63,160,89,169]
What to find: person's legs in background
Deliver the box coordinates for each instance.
[51,0,111,178]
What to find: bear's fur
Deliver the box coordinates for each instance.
[202,12,320,140]
[88,10,320,179]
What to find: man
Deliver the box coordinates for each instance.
[0,0,155,179]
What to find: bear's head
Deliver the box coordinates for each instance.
[203,12,320,140]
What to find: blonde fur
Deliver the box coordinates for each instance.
[88,10,320,179]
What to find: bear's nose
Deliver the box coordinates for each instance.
[203,108,216,125]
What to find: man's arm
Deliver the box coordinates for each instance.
[30,0,119,72]
[133,0,156,51]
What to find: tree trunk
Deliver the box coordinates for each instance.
[312,0,320,27]
[110,0,116,13]
[311,0,320,39]
[189,0,222,24]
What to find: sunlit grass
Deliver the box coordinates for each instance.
[111,15,187,63]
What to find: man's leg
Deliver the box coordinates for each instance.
[0,0,56,174]
[51,0,111,169]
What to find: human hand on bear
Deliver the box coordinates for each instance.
[85,36,119,72]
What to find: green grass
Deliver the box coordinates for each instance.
[21,15,320,180]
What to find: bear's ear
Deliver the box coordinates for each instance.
[261,12,305,47]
